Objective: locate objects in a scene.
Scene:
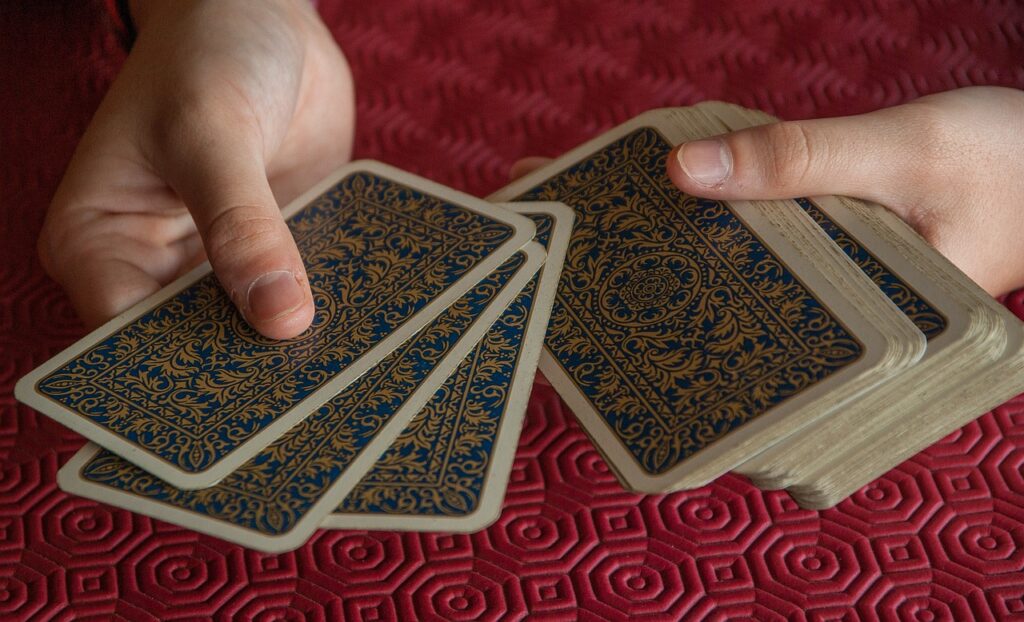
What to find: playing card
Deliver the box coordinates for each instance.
[324,202,572,532]
[56,244,545,553]
[17,161,536,489]
[711,103,1024,507]
[490,107,926,493]
[750,202,1023,506]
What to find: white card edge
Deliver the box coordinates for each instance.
[20,160,537,489]
[488,108,924,493]
[56,243,546,552]
[321,202,573,532]
[701,102,982,352]
[708,102,1016,487]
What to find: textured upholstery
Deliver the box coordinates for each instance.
[2,1,1023,618]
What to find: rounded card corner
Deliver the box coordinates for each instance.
[12,372,39,405]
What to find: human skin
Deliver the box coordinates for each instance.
[41,9,1023,339]
[665,87,1024,297]
[38,0,355,339]
[518,88,1024,297]
[512,87,1024,389]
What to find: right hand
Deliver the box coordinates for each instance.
[38,0,355,339]
[665,87,1024,297]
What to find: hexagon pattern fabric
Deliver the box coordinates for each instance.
[3,1,1024,619]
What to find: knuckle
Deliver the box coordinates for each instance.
[762,121,820,188]
[886,102,963,200]
[901,101,959,167]
[150,95,210,160]
[150,88,253,161]
[203,205,290,268]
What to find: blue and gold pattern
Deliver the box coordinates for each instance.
[796,198,946,340]
[38,172,516,474]
[334,214,550,517]
[76,254,527,536]
[516,127,863,475]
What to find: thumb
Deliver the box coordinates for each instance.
[665,110,917,218]
[158,118,315,340]
[509,156,553,181]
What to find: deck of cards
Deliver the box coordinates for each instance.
[17,103,1024,552]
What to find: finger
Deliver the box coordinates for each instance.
[172,232,207,277]
[51,256,162,330]
[509,157,553,181]
[665,109,921,219]
[38,207,188,329]
[156,112,314,340]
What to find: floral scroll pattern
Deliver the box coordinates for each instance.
[78,253,527,535]
[516,127,863,475]
[38,172,515,473]
[336,214,552,517]
[796,198,946,340]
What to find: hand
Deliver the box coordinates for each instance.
[38,0,354,339]
[665,87,1024,297]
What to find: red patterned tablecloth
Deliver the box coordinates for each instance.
[3,1,1024,619]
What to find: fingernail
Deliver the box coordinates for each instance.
[246,270,304,322]
[677,139,732,187]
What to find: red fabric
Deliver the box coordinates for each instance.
[3,1,1024,619]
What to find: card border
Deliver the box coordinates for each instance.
[56,242,546,553]
[321,202,573,532]
[702,102,973,357]
[705,102,1023,498]
[491,111,923,492]
[19,160,537,490]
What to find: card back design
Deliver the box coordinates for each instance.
[515,127,864,476]
[336,281,532,517]
[796,198,947,339]
[335,214,554,519]
[33,170,520,481]
[61,251,536,550]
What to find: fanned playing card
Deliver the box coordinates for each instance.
[324,202,572,532]
[17,161,535,489]
[56,244,545,552]
[490,107,926,493]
